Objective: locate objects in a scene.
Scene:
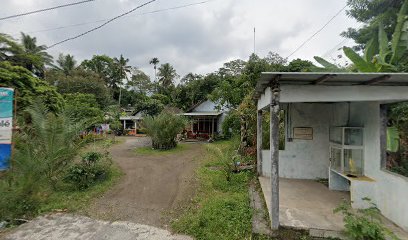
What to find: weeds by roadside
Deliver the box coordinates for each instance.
[171,139,253,240]
[334,198,400,240]
[0,102,121,228]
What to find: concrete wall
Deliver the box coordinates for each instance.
[261,101,408,231]
[261,103,348,179]
[347,102,408,231]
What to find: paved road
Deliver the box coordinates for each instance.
[3,214,192,240]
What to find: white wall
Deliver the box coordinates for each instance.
[261,103,348,179]
[261,101,408,231]
[348,102,408,231]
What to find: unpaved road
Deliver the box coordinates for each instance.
[2,137,205,240]
[86,137,205,227]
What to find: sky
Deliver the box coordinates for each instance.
[0,0,359,80]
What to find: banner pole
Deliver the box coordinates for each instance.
[10,89,17,172]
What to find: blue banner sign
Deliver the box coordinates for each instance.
[0,88,14,170]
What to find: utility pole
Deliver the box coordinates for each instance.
[254,27,256,54]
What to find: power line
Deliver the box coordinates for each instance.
[47,0,157,49]
[322,38,350,58]
[17,0,215,36]
[0,0,96,21]
[286,5,347,59]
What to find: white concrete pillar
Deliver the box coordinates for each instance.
[270,80,280,230]
[257,110,263,176]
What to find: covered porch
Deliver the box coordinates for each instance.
[254,72,408,236]
[119,116,143,136]
[183,112,220,139]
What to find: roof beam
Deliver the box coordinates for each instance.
[362,75,391,85]
[313,74,336,85]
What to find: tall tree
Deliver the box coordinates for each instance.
[114,54,131,82]
[81,55,117,88]
[342,0,404,50]
[113,54,131,105]
[56,53,77,75]
[127,69,153,94]
[149,57,160,81]
[0,33,52,78]
[316,0,408,73]
[0,61,63,112]
[45,68,111,108]
[20,33,53,77]
[157,63,179,89]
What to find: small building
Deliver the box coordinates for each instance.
[254,72,408,237]
[119,111,143,136]
[182,100,227,139]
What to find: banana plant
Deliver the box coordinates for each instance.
[315,0,408,73]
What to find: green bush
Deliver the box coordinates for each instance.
[18,101,83,188]
[334,198,399,240]
[0,100,82,222]
[221,110,240,138]
[142,112,187,150]
[64,151,111,190]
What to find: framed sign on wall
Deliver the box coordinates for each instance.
[293,127,313,140]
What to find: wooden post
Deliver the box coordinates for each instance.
[257,110,263,176]
[198,118,200,135]
[270,77,280,230]
[134,120,137,135]
[123,120,126,130]
[212,117,215,136]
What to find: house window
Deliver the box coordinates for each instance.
[262,109,286,150]
[380,102,408,177]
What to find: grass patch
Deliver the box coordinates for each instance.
[171,140,253,240]
[134,143,191,155]
[39,164,122,213]
[0,138,123,227]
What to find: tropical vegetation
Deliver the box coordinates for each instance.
[142,111,187,150]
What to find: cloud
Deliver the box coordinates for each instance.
[0,0,359,80]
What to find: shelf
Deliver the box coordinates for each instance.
[330,168,375,182]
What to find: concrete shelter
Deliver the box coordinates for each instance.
[254,72,408,235]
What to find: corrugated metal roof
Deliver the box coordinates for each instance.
[254,72,408,99]
[119,116,142,120]
[183,112,222,116]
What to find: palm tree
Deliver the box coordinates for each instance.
[0,33,23,62]
[114,54,131,82]
[113,54,132,105]
[56,53,77,75]
[157,63,179,88]
[20,32,53,77]
[149,57,160,81]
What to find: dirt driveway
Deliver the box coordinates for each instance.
[86,137,205,228]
